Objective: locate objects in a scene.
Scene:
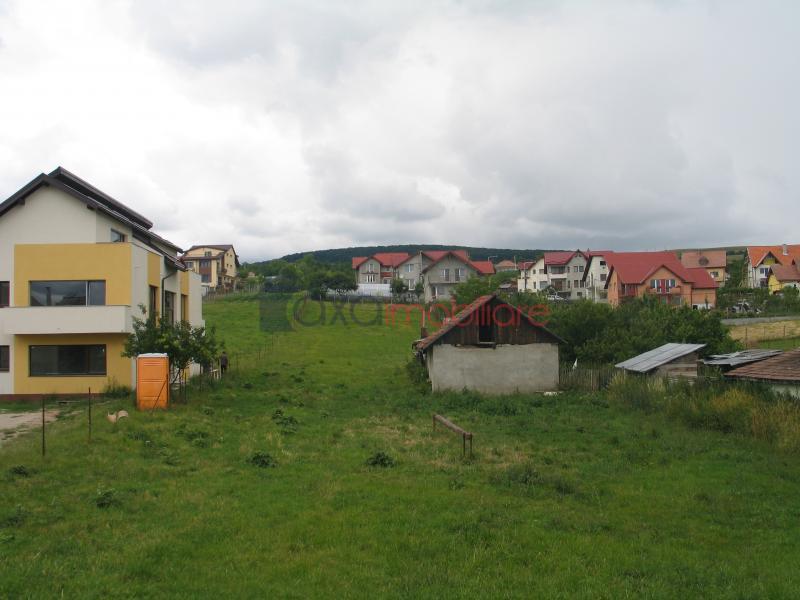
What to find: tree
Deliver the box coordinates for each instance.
[123,307,221,390]
[390,278,408,297]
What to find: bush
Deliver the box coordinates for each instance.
[95,489,120,509]
[8,465,31,478]
[365,452,395,468]
[248,452,277,468]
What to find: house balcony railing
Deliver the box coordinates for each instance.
[0,305,133,335]
[646,286,682,296]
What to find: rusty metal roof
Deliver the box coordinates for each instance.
[725,348,800,383]
[615,343,706,373]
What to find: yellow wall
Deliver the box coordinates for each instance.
[768,273,780,294]
[147,251,161,316]
[180,270,189,295]
[13,333,131,394]
[14,243,132,306]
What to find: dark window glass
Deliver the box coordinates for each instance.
[164,291,175,323]
[110,229,126,243]
[201,274,210,283]
[29,345,106,376]
[30,281,86,306]
[149,286,158,318]
[88,281,106,306]
[0,345,9,371]
[0,281,8,307]
[29,281,106,307]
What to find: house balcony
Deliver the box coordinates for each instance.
[646,286,682,296]
[1,305,133,335]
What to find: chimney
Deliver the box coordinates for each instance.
[783,244,789,256]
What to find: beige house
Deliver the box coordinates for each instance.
[679,250,727,285]
[0,167,204,399]
[182,245,240,291]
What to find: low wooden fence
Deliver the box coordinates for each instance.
[559,364,616,391]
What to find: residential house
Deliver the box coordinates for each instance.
[352,253,411,285]
[413,294,562,394]
[768,264,800,293]
[353,250,494,301]
[744,244,800,288]
[726,348,800,398]
[616,343,706,379]
[582,251,613,302]
[182,245,240,292]
[0,168,203,399]
[679,250,727,285]
[517,251,589,299]
[604,251,718,308]
[494,259,517,273]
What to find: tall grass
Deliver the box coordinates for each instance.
[607,373,800,451]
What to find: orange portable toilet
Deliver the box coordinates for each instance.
[136,353,170,410]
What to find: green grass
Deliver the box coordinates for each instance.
[2,296,800,597]
[758,336,800,350]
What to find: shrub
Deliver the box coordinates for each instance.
[365,452,395,468]
[8,465,31,478]
[248,452,277,468]
[95,489,120,509]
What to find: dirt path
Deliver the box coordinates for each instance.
[0,410,59,446]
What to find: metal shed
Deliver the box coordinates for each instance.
[615,343,706,379]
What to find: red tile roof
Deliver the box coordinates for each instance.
[518,260,536,271]
[606,251,718,289]
[680,250,727,269]
[372,252,411,267]
[747,245,800,267]
[352,256,368,269]
[726,348,800,383]
[544,251,584,265]
[470,260,496,275]
[771,264,800,282]
[422,249,469,262]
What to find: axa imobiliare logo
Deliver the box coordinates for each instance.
[259,294,551,332]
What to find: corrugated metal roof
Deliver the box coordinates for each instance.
[725,348,800,383]
[703,349,783,367]
[615,343,706,373]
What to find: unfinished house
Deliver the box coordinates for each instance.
[615,343,706,379]
[412,294,562,394]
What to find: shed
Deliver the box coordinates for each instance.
[725,348,800,398]
[703,349,783,371]
[412,294,562,394]
[615,343,706,379]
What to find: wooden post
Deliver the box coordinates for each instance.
[41,396,46,457]
[88,387,92,442]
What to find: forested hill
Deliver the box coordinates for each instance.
[277,244,553,264]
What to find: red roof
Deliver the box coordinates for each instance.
[470,260,495,275]
[352,256,368,269]
[372,252,411,267]
[544,251,584,266]
[422,249,469,262]
[606,251,718,289]
[771,264,800,282]
[747,245,800,267]
[680,250,727,269]
[518,260,536,271]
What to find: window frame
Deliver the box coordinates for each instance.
[110,229,127,243]
[29,280,106,307]
[0,281,8,308]
[0,345,9,372]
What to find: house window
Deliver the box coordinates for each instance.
[405,264,414,273]
[566,267,571,273]
[650,279,676,292]
[550,266,566,275]
[455,268,464,282]
[110,229,126,243]
[204,251,212,257]
[366,263,375,273]
[29,281,105,307]
[201,274,211,283]
[442,268,450,282]
[149,285,158,317]
[200,259,210,268]
[575,265,585,272]
[710,271,719,278]
[574,280,580,288]
[0,281,8,307]
[539,281,548,289]
[365,274,376,283]
[600,274,607,282]
[0,345,9,372]
[600,261,606,267]
[29,345,106,376]
[164,291,175,324]
[181,294,188,322]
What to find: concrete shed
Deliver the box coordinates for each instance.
[615,343,706,379]
[412,294,562,394]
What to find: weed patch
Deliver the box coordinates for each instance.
[365,452,395,468]
[8,465,31,478]
[248,452,277,468]
[95,489,121,509]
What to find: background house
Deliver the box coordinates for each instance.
[413,294,562,394]
[494,259,517,273]
[616,343,706,379]
[768,264,800,293]
[517,251,588,299]
[745,244,800,288]
[182,245,240,292]
[679,250,727,285]
[0,168,204,399]
[604,251,718,308]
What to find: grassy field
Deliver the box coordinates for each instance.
[2,296,800,597]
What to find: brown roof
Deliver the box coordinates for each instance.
[413,294,562,351]
[726,348,800,383]
[747,245,800,267]
[771,264,800,282]
[680,250,727,269]
[495,260,516,268]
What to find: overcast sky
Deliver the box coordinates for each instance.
[0,1,798,261]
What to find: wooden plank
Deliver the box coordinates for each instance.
[433,414,473,439]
